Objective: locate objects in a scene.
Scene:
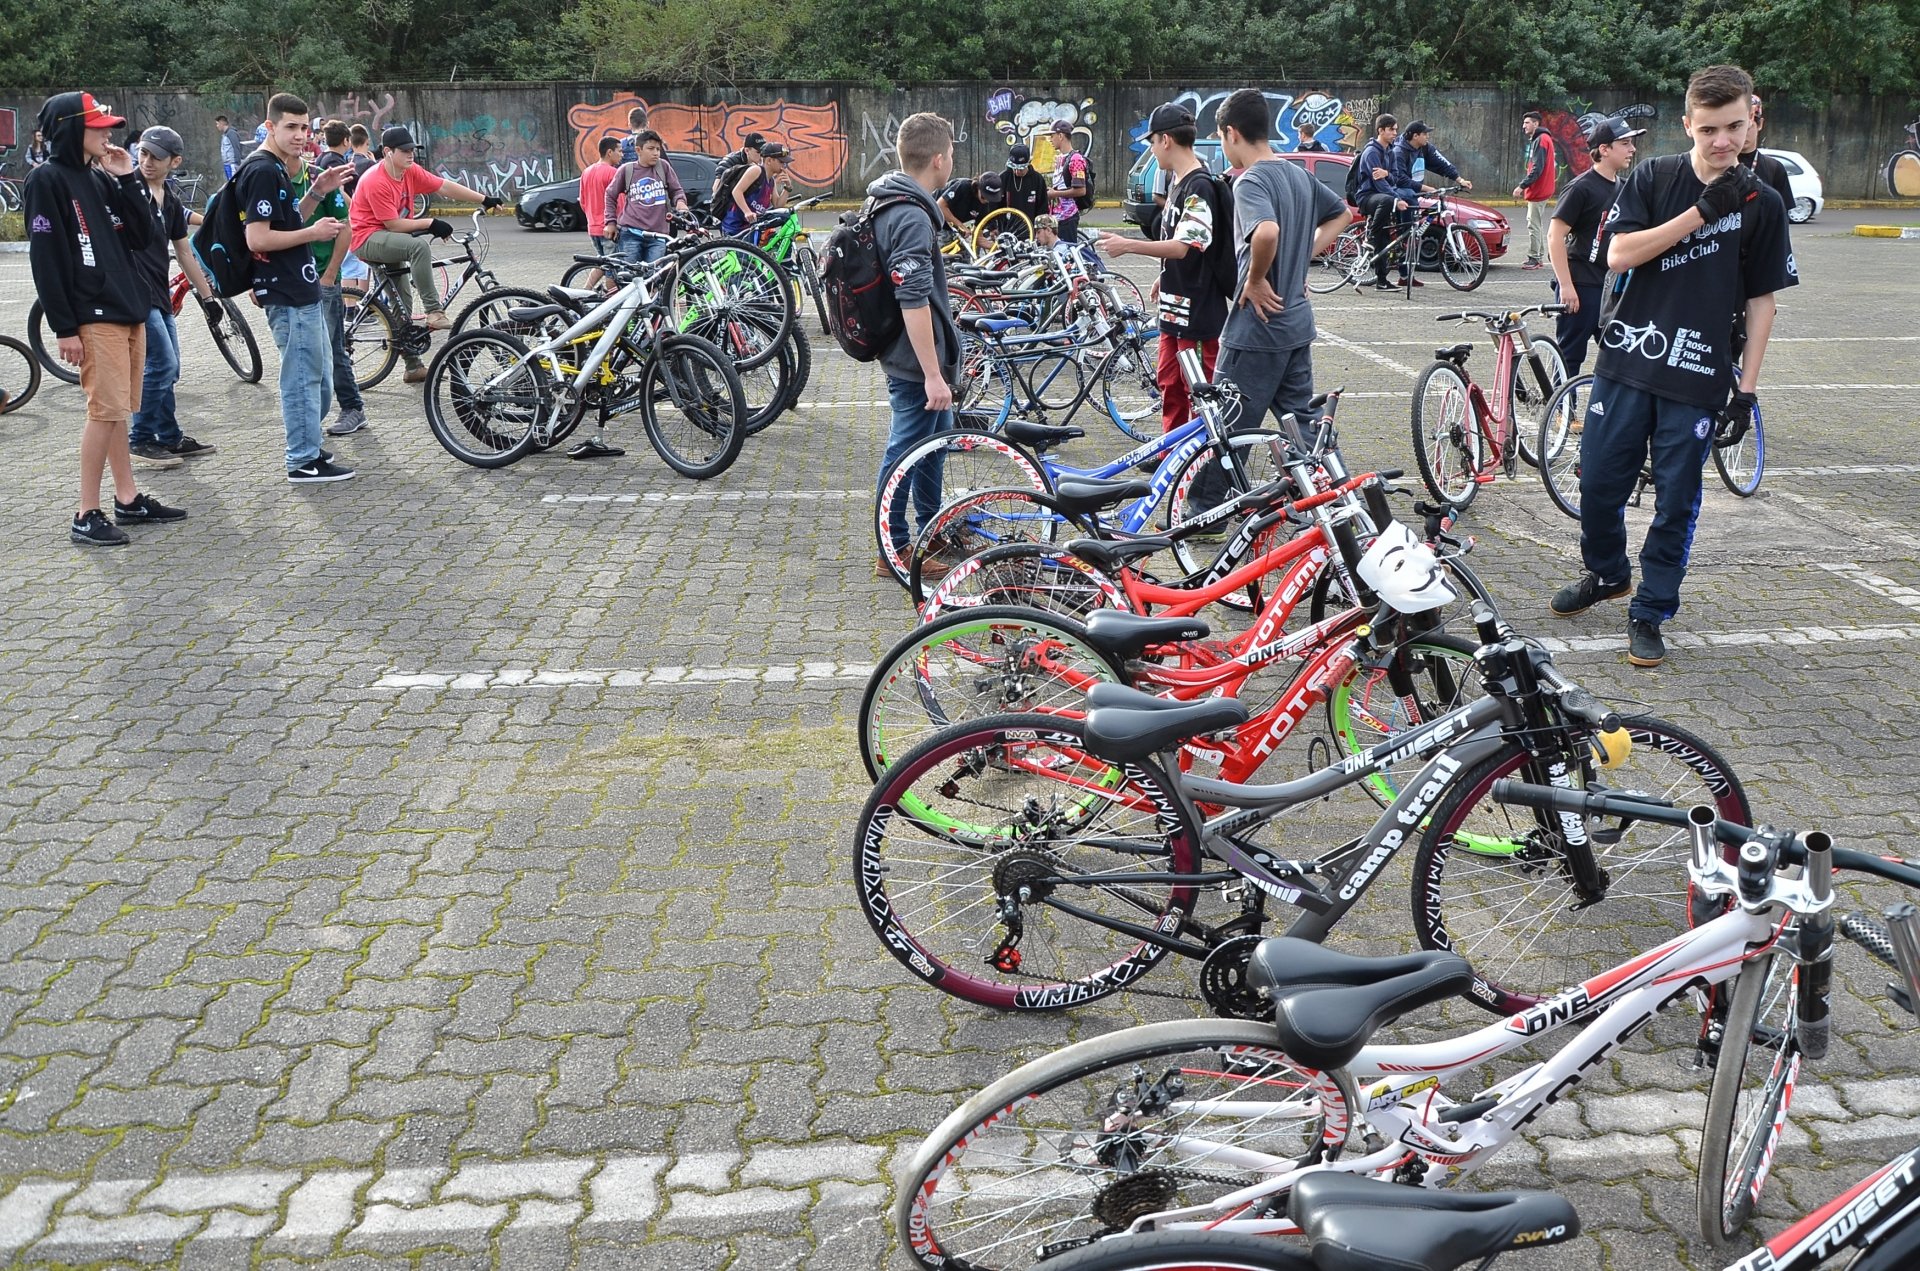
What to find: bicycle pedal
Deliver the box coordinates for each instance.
[1472,474,1497,485]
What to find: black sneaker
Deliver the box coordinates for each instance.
[1369,278,1397,291]
[71,509,130,546]
[287,459,357,484]
[1627,619,1666,667]
[167,435,216,458]
[129,441,185,469]
[114,493,188,524]
[1548,570,1632,617]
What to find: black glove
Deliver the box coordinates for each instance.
[428,217,454,240]
[1715,389,1757,448]
[1693,166,1753,223]
[481,196,504,211]
[199,296,225,329]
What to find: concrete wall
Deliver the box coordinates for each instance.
[2,81,1914,202]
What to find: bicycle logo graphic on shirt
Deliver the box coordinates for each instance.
[1603,319,1668,360]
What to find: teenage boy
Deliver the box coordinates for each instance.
[618,106,649,165]
[127,126,220,467]
[869,112,960,576]
[1548,118,1642,376]
[1214,88,1350,429]
[1353,115,1404,289]
[216,114,238,180]
[239,93,357,483]
[1000,143,1048,233]
[1385,120,1473,288]
[937,171,1004,236]
[1045,120,1089,241]
[26,90,185,545]
[1514,110,1557,268]
[581,136,622,261]
[607,130,688,263]
[720,142,790,236]
[1095,101,1225,432]
[347,124,375,182]
[1738,95,1796,219]
[1548,64,1794,668]
[711,133,764,202]
[301,134,372,439]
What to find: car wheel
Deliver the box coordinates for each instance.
[1789,196,1814,224]
[543,202,582,233]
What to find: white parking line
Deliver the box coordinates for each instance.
[1820,563,1920,613]
[1315,329,1419,378]
[541,489,866,504]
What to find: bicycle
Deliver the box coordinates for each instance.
[1884,115,1920,199]
[955,306,1160,442]
[0,335,41,415]
[889,782,1920,1271]
[0,163,25,214]
[1410,305,1568,508]
[1536,372,1765,518]
[1308,187,1489,295]
[30,269,263,388]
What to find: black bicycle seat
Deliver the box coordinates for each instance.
[1066,537,1169,574]
[1290,1173,1580,1271]
[1081,611,1211,661]
[1001,420,1082,451]
[1049,476,1151,519]
[1435,342,1473,361]
[507,305,570,325]
[1083,687,1248,763]
[957,311,1031,334]
[1249,939,1473,1071]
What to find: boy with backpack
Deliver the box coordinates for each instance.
[1045,120,1090,241]
[1094,101,1231,432]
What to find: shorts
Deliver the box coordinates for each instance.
[339,250,367,283]
[590,235,609,257]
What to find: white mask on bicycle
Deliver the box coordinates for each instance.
[1357,521,1459,612]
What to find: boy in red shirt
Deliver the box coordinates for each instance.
[577,136,621,288]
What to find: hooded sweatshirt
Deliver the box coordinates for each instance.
[24,92,156,338]
[866,171,958,387]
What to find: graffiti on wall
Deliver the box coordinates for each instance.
[985,90,1095,174]
[1129,90,1370,157]
[427,111,555,199]
[1537,103,1657,178]
[1887,114,1920,197]
[313,90,401,133]
[568,95,847,188]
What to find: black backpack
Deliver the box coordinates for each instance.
[1080,156,1096,208]
[1169,167,1238,299]
[192,151,276,298]
[819,194,940,362]
[1343,150,1368,205]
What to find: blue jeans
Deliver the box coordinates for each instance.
[1553,281,1602,377]
[319,284,363,412]
[616,228,668,263]
[128,307,181,447]
[265,303,334,470]
[1578,376,1715,625]
[877,376,956,553]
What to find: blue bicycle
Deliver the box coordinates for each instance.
[956,307,1161,442]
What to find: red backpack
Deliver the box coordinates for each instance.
[818,194,940,362]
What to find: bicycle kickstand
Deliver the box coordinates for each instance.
[568,397,624,461]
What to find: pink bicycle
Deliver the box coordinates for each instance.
[1411,303,1568,509]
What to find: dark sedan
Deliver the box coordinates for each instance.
[516,152,718,230]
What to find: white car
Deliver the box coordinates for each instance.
[1762,148,1823,223]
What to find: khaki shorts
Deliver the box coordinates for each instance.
[77,322,146,425]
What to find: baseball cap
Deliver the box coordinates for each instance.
[138,125,184,159]
[1050,120,1072,136]
[71,92,124,129]
[380,125,416,151]
[1146,102,1196,137]
[744,132,766,149]
[1405,119,1431,137]
[979,172,1004,198]
[1008,143,1032,165]
[759,142,790,160]
[1588,119,1645,147]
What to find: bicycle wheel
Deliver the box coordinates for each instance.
[671,240,794,370]
[1511,336,1567,468]
[794,245,832,335]
[1308,225,1364,294]
[451,286,557,337]
[1538,375,1592,521]
[1035,1231,1317,1271]
[1026,349,1087,414]
[907,486,1071,606]
[0,335,41,415]
[875,430,1050,587]
[1439,224,1488,291]
[27,301,79,386]
[423,328,550,468]
[859,607,1123,778]
[558,259,604,291]
[1163,429,1288,597]
[740,332,797,436]
[1410,714,1752,1014]
[895,1018,1327,1271]
[1325,633,1482,806]
[970,205,1032,252]
[1099,337,1162,443]
[1411,361,1481,508]
[920,541,1129,623]
[207,299,263,383]
[637,332,748,479]
[1713,397,1765,497]
[1698,946,1800,1247]
[344,295,403,391]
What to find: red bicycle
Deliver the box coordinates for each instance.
[29,269,262,387]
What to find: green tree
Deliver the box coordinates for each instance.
[555,0,809,83]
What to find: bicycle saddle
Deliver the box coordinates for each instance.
[954,269,1019,285]
[506,305,570,325]
[546,285,599,312]
[1082,683,1249,763]
[1049,476,1151,519]
[1434,342,1473,362]
[1001,420,1083,451]
[1081,611,1210,661]
[1065,537,1170,574]
[958,312,1031,334]
[1249,939,1474,1072]
[1290,1173,1581,1271]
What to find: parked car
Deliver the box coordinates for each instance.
[516,152,718,231]
[1124,143,1511,263]
[1761,148,1823,223]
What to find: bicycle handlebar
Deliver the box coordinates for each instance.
[1436,303,1567,325]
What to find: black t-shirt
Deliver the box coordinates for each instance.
[1551,169,1618,290]
[1595,155,1796,409]
[1001,169,1049,224]
[133,179,190,310]
[1156,166,1229,342]
[941,178,992,224]
[235,155,319,307]
[1740,150,1797,227]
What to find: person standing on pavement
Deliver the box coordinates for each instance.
[1000,143,1049,236]
[215,115,238,180]
[307,132,371,439]
[869,112,960,575]
[1213,88,1351,429]
[26,90,187,545]
[126,126,221,468]
[1547,118,1641,376]
[1514,110,1557,269]
[1547,64,1795,668]
[581,136,621,260]
[618,106,649,166]
[1046,120,1090,242]
[607,130,689,262]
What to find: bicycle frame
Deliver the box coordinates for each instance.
[1724,1142,1920,1271]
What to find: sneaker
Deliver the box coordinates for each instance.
[422,310,452,331]
[318,448,335,465]
[1548,570,1632,617]
[167,435,216,458]
[404,365,428,384]
[113,493,188,524]
[288,459,357,484]
[326,408,368,436]
[1368,278,1398,291]
[1407,276,1425,288]
[129,441,185,469]
[71,508,130,546]
[1521,259,1545,271]
[1627,619,1666,667]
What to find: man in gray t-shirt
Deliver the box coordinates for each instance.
[1213,90,1351,428]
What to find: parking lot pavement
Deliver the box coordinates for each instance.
[2,213,1919,1268]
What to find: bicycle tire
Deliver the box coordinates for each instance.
[785,321,813,403]
[794,245,832,335]
[0,334,42,415]
[1026,349,1088,415]
[1697,945,1800,1247]
[558,259,608,291]
[451,286,557,337]
[1411,361,1481,508]
[1712,397,1765,497]
[1036,1231,1317,1271]
[209,299,263,383]
[1538,374,1592,521]
[671,239,793,370]
[1511,336,1566,469]
[1411,714,1752,1014]
[740,331,797,436]
[1325,632,1482,806]
[344,295,403,391]
[894,1017,1326,1271]
[422,328,550,468]
[1308,225,1364,294]
[1099,336,1162,443]
[638,332,748,479]
[907,486,1072,606]
[919,540,1129,623]
[875,429,1050,588]
[1440,224,1489,291]
[27,301,79,386]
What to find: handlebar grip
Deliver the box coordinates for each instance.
[1557,686,1622,733]
[1377,469,1405,482]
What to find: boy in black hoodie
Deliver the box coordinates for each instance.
[25,91,187,546]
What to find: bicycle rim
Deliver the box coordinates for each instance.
[1698,948,1800,1246]
[28,302,79,386]
[875,432,1049,587]
[1512,338,1566,467]
[1102,341,1162,443]
[213,301,263,383]
[425,332,548,467]
[1537,375,1591,520]
[672,243,792,369]
[640,334,747,479]
[1712,402,1764,497]
[0,335,41,415]
[907,487,1067,606]
[1441,226,1488,291]
[920,543,1128,624]
[1412,363,1480,507]
[346,297,401,391]
[1326,634,1482,806]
